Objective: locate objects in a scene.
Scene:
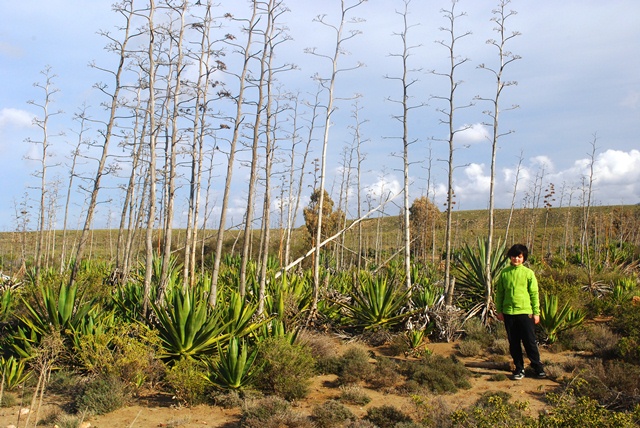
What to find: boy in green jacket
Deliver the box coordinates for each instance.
[495,244,546,380]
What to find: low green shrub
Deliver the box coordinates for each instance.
[365,405,413,428]
[336,345,372,385]
[566,360,640,411]
[164,358,209,407]
[338,385,371,406]
[449,392,536,427]
[488,338,509,355]
[298,331,341,375]
[75,375,127,415]
[47,369,83,396]
[559,324,619,358]
[0,391,17,408]
[541,391,637,427]
[254,336,315,401]
[210,390,244,409]
[401,354,471,394]
[367,356,401,389]
[457,339,483,357]
[53,412,87,428]
[462,318,494,347]
[311,400,357,428]
[241,396,313,428]
[488,373,508,382]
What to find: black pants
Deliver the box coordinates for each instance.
[503,314,543,372]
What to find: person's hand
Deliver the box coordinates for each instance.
[533,315,540,324]
[496,313,504,322]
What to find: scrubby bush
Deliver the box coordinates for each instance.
[365,405,413,428]
[254,336,315,400]
[210,390,244,409]
[449,392,536,428]
[52,412,87,428]
[164,358,209,406]
[336,345,372,385]
[462,318,494,348]
[242,395,313,428]
[489,338,510,355]
[74,322,163,391]
[611,299,640,364]
[75,375,127,415]
[559,323,619,358]
[299,331,341,375]
[47,369,83,396]
[0,391,17,408]
[338,385,371,406]
[311,400,357,428]
[541,391,638,427]
[367,356,402,389]
[566,360,640,411]
[457,339,483,357]
[401,354,471,394]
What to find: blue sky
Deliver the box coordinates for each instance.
[1,0,639,231]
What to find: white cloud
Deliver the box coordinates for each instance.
[530,155,554,172]
[593,149,640,183]
[364,176,401,201]
[454,123,490,146]
[0,108,33,129]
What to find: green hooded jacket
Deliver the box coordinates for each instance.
[495,264,540,315]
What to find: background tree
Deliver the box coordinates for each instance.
[409,196,441,261]
[303,189,345,251]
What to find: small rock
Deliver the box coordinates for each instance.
[19,407,30,415]
[79,422,91,428]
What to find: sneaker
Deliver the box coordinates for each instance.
[512,370,525,380]
[536,370,547,379]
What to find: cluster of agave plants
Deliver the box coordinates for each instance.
[0,253,448,398]
[0,240,592,406]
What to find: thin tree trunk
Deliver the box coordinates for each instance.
[209,3,260,307]
[69,3,134,288]
[309,0,366,318]
[478,0,521,323]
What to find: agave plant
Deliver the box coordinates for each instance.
[264,273,312,325]
[453,237,509,312]
[411,283,444,310]
[539,294,586,344]
[216,289,266,337]
[0,288,15,323]
[14,282,98,357]
[206,336,257,391]
[111,281,148,322]
[339,273,414,330]
[253,319,298,344]
[0,356,32,390]
[150,287,232,360]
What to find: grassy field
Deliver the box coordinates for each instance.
[1,204,638,273]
